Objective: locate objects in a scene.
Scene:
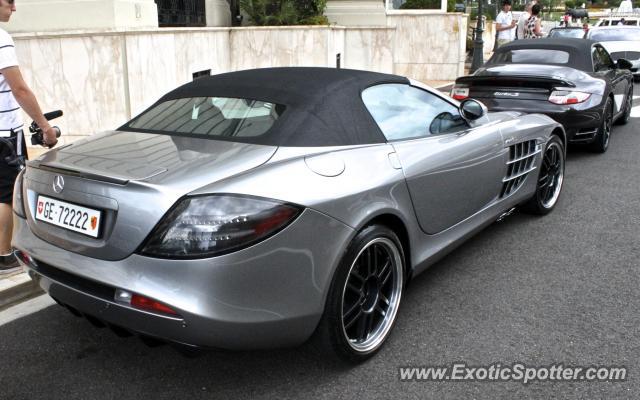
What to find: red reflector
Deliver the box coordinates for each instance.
[19,251,31,265]
[452,94,468,100]
[566,98,578,104]
[130,294,178,316]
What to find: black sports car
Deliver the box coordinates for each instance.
[452,38,634,152]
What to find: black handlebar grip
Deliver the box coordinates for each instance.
[43,110,63,120]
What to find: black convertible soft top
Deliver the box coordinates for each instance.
[492,38,597,72]
[126,67,409,147]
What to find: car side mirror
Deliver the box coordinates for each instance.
[616,58,633,70]
[459,99,487,121]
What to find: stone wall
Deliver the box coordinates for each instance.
[13,15,466,143]
[387,13,467,81]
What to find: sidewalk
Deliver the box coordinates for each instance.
[0,266,42,311]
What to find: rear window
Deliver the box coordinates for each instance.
[548,29,585,38]
[124,97,285,138]
[490,49,570,64]
[588,28,640,41]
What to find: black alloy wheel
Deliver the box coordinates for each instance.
[591,98,613,153]
[522,135,565,215]
[313,225,404,363]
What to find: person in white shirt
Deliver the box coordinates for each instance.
[495,0,517,49]
[0,0,58,273]
[517,1,536,39]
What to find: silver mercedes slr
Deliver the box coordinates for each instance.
[12,67,566,362]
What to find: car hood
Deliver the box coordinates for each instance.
[32,130,278,188]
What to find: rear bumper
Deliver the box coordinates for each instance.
[481,97,604,143]
[12,208,354,350]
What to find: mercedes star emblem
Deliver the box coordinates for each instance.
[53,175,65,194]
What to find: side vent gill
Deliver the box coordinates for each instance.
[500,140,540,198]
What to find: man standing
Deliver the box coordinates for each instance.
[495,0,517,48]
[0,0,58,273]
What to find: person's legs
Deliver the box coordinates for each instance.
[0,202,19,271]
[496,39,510,50]
[0,147,20,270]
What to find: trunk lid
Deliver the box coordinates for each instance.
[24,130,278,260]
[456,64,584,101]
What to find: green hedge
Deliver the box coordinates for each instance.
[399,0,458,11]
[240,0,329,26]
[399,0,440,9]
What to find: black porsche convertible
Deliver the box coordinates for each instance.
[452,38,634,153]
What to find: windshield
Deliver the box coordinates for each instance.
[588,28,640,41]
[549,29,585,38]
[123,97,284,139]
[490,49,570,64]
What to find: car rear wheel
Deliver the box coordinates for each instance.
[591,98,613,153]
[616,86,633,126]
[521,135,565,215]
[314,225,405,363]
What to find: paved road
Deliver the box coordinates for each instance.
[1,84,639,400]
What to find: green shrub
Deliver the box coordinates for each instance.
[399,0,464,12]
[240,0,329,26]
[399,0,442,9]
[565,0,576,9]
[469,6,496,20]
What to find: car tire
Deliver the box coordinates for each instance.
[312,225,405,363]
[521,135,565,215]
[615,86,633,126]
[591,97,613,153]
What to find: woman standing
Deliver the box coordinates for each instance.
[524,4,544,39]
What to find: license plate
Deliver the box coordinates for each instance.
[35,195,102,238]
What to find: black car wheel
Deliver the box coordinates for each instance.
[314,225,405,363]
[591,97,613,153]
[616,86,633,126]
[521,135,565,215]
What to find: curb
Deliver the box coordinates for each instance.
[0,270,44,311]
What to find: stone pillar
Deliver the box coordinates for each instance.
[325,0,387,26]
[2,0,159,33]
[205,0,231,27]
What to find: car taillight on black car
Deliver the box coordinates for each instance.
[140,195,302,259]
[548,90,591,105]
[451,85,469,100]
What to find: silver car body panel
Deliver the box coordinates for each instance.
[13,104,562,349]
[15,207,353,348]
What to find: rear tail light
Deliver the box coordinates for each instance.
[451,86,469,100]
[139,194,302,259]
[548,90,591,105]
